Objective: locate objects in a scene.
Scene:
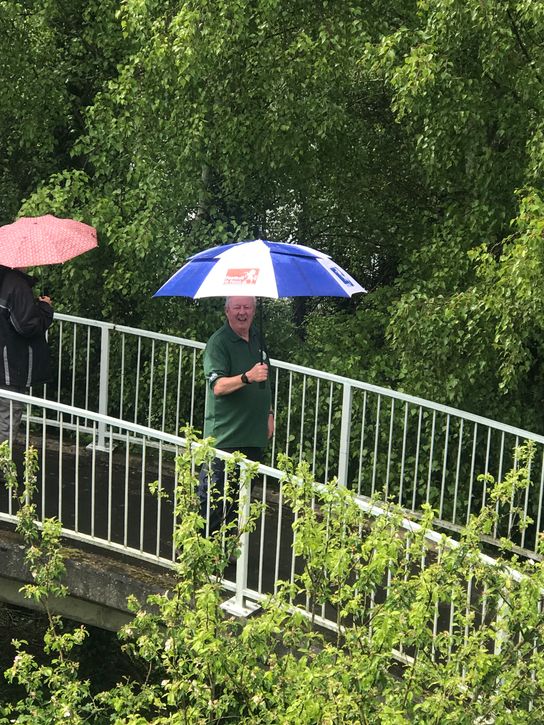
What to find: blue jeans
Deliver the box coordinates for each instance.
[197,447,263,536]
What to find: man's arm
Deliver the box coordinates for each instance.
[212,362,269,396]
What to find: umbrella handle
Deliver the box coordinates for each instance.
[259,302,265,389]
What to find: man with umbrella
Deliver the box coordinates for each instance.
[153,237,365,532]
[198,295,274,535]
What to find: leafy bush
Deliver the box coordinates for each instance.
[1,439,543,723]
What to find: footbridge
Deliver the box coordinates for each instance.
[0,313,543,644]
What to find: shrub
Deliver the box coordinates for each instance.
[0,439,543,723]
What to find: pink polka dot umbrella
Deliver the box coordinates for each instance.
[0,215,98,268]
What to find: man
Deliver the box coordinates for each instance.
[0,266,53,442]
[198,296,274,535]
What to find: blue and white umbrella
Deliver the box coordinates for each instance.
[153,239,366,299]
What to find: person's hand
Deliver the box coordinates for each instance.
[39,295,52,306]
[267,411,275,439]
[247,362,268,383]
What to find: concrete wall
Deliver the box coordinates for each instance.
[0,526,176,630]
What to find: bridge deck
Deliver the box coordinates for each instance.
[0,433,297,620]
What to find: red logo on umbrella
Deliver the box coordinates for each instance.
[225,268,260,285]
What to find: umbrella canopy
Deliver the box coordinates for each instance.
[153,239,365,299]
[0,215,98,268]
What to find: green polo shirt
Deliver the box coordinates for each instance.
[203,322,272,449]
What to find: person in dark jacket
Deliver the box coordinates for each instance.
[0,266,53,442]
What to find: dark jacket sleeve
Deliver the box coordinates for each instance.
[8,281,53,337]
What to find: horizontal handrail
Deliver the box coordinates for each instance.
[54,312,544,443]
[48,313,544,555]
[0,388,534,585]
[0,388,538,671]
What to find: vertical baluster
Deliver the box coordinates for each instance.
[425,410,436,505]
[58,411,63,520]
[119,333,126,422]
[147,339,155,428]
[40,406,47,521]
[274,478,284,595]
[285,371,293,458]
[161,343,169,432]
[139,437,147,552]
[74,418,80,532]
[270,367,279,466]
[190,349,197,426]
[507,437,520,539]
[123,431,130,549]
[534,454,544,553]
[84,328,91,425]
[107,424,113,543]
[70,324,77,413]
[398,401,408,506]
[465,423,479,524]
[223,461,258,616]
[371,395,381,497]
[338,382,353,487]
[96,325,110,450]
[134,337,141,424]
[493,432,505,539]
[257,472,268,594]
[312,378,321,477]
[175,346,183,436]
[520,441,533,550]
[412,406,422,511]
[324,383,334,483]
[438,414,450,519]
[299,375,307,464]
[385,398,395,499]
[56,321,63,413]
[452,418,465,523]
[90,421,97,538]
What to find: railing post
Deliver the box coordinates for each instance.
[94,325,110,451]
[494,593,509,656]
[338,382,353,486]
[221,461,259,617]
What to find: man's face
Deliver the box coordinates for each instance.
[225,297,256,335]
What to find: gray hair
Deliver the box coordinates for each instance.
[225,296,256,311]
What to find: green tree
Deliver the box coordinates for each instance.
[370,0,544,426]
[5,0,544,432]
[14,1,425,343]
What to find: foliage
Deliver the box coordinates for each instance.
[0,442,93,722]
[371,0,544,426]
[1,438,544,722]
[0,1,69,223]
[3,0,544,447]
[3,0,425,345]
[295,287,399,385]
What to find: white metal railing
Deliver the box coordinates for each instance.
[45,313,544,555]
[0,390,536,667]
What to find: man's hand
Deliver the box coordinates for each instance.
[213,362,269,396]
[246,362,268,383]
[38,295,52,306]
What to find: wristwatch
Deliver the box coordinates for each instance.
[241,372,250,384]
